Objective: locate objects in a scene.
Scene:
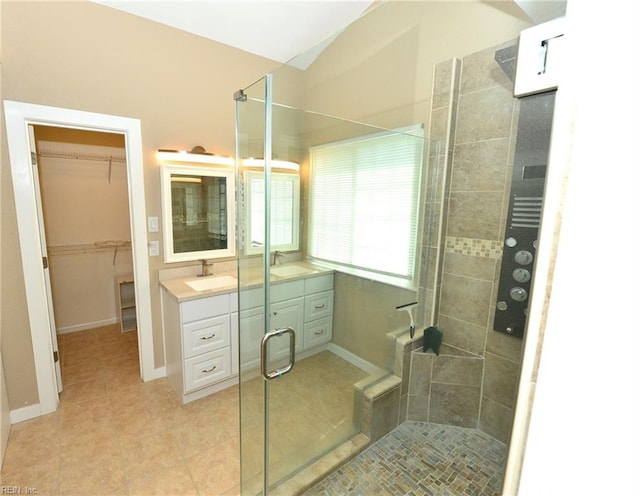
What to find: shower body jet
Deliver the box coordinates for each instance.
[396,301,418,338]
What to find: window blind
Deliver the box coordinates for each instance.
[308,125,424,287]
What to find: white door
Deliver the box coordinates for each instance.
[28,125,63,393]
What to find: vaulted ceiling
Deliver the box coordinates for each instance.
[90,1,566,69]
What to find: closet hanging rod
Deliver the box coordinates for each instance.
[37,149,127,163]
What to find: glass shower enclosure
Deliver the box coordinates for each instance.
[235,60,436,493]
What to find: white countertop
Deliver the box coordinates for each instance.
[160,261,333,303]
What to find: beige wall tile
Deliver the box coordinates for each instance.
[451,139,511,192]
[437,314,486,356]
[432,356,483,387]
[455,86,515,144]
[479,396,513,444]
[447,191,504,240]
[460,41,516,94]
[443,251,497,281]
[483,352,520,408]
[429,383,480,427]
[409,352,433,395]
[407,394,430,421]
[370,387,401,442]
[440,273,493,327]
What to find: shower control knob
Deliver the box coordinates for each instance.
[496,301,508,311]
[512,268,531,283]
[510,287,528,302]
[514,250,533,265]
[505,237,517,248]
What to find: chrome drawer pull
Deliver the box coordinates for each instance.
[314,304,326,309]
[313,329,325,335]
[201,365,217,373]
[200,333,216,340]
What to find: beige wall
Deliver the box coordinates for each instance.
[0,0,530,412]
[0,0,278,409]
[35,127,133,332]
[291,1,530,368]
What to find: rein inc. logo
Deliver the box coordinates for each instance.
[1,487,38,494]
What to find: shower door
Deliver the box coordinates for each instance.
[235,74,304,496]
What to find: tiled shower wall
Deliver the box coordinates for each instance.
[414,41,527,443]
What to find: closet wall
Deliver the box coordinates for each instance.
[34,127,133,334]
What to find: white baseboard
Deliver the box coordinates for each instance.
[327,343,385,376]
[57,318,118,335]
[10,403,42,424]
[144,366,167,382]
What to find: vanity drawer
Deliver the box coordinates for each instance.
[181,293,230,323]
[184,348,231,392]
[305,274,333,295]
[304,290,334,322]
[271,280,305,303]
[183,315,231,359]
[304,317,333,349]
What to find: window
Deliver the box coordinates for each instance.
[308,125,424,288]
[244,171,300,254]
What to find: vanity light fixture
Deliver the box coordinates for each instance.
[170,177,202,184]
[157,146,235,167]
[242,157,300,172]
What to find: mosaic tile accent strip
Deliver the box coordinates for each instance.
[304,421,506,496]
[446,236,503,259]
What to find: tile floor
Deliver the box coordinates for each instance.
[304,421,507,496]
[0,324,368,495]
[0,324,507,496]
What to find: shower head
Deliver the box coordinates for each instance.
[494,44,517,83]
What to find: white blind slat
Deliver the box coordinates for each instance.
[309,125,424,287]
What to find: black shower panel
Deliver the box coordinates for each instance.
[493,91,555,338]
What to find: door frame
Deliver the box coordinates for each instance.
[3,100,156,416]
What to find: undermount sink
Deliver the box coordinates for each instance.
[185,275,237,292]
[270,264,316,278]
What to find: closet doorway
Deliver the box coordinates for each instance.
[33,126,138,392]
[4,101,154,417]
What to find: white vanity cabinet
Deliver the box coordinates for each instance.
[238,273,334,374]
[162,288,238,404]
[303,274,334,349]
[161,269,334,402]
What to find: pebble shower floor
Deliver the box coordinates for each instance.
[304,421,507,496]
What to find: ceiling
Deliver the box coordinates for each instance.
[90,0,376,69]
[90,1,566,69]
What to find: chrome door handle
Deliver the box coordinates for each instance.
[260,327,296,380]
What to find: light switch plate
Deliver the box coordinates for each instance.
[148,240,160,256]
[148,216,159,233]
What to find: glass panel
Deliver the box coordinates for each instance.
[236,75,268,496]
[236,71,436,496]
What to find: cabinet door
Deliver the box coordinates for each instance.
[239,306,265,372]
[269,297,304,362]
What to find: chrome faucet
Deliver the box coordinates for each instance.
[271,251,284,266]
[199,259,213,277]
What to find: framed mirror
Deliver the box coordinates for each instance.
[244,170,300,255]
[160,162,236,262]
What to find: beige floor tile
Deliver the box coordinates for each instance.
[120,430,184,481]
[1,325,371,496]
[185,437,240,496]
[127,462,198,496]
[59,378,108,407]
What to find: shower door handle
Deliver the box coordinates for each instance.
[260,327,296,380]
